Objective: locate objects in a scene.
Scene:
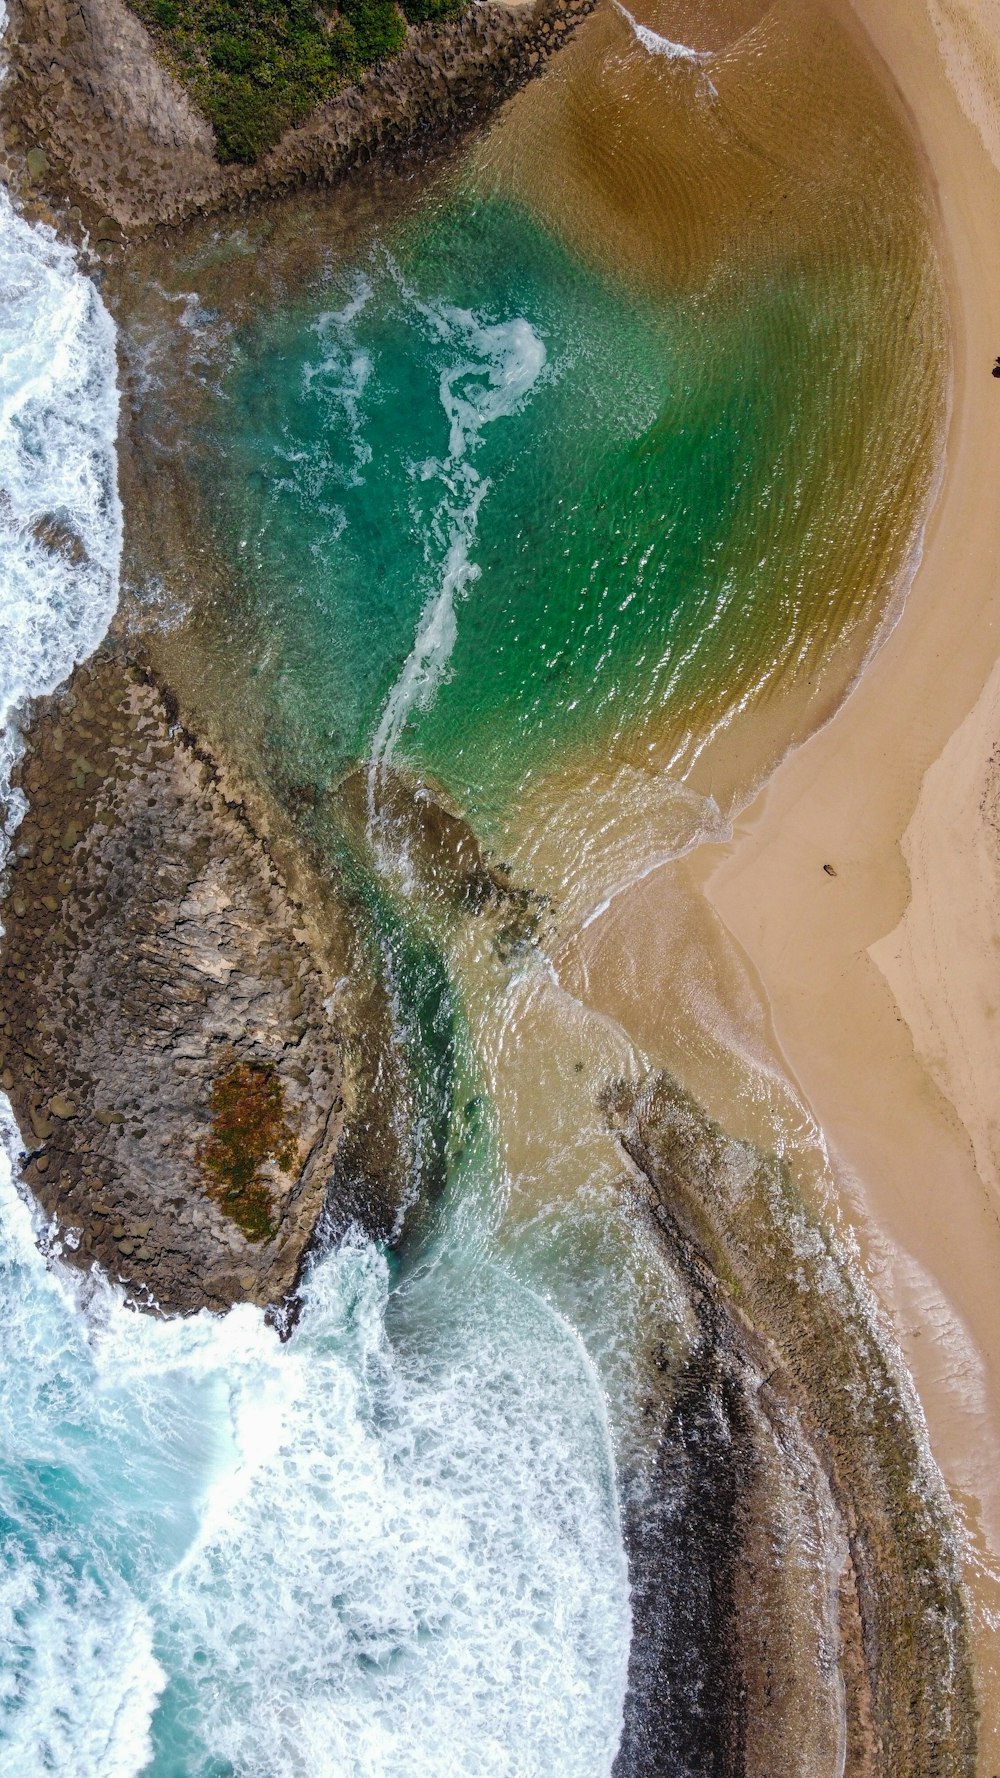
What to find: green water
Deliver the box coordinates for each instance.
[1,12,960,1768]
[199,188,938,837]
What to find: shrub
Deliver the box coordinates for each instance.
[399,0,466,22]
[131,0,469,163]
[339,0,406,62]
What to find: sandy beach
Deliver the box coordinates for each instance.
[549,0,1000,1763]
[565,0,1000,1763]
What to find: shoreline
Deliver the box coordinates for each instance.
[0,0,982,1756]
[680,0,1000,1763]
[552,0,1000,1762]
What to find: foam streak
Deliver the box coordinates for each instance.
[368,301,545,832]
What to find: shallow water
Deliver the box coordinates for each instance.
[196,186,943,854]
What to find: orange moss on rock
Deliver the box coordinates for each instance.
[197,1062,297,1241]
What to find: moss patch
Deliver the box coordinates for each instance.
[130,0,470,163]
[197,1062,297,1240]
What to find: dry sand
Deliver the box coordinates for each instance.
[564,0,1000,1764]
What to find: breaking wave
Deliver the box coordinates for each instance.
[0,178,121,861]
[0,1112,630,1778]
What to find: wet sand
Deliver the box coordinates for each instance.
[571,0,1000,1765]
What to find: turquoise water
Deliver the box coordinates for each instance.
[0,1105,630,1778]
[198,188,938,835]
[0,140,639,1778]
[89,164,944,1772]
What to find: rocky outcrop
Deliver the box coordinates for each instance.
[0,646,363,1316]
[605,1073,977,1778]
[0,0,596,235]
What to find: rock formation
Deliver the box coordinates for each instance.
[0,0,596,234]
[606,1071,977,1778]
[0,647,354,1316]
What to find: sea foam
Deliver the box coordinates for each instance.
[0,94,631,1778]
[369,296,546,829]
[612,0,713,66]
[0,177,121,863]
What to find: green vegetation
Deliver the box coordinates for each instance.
[197,1061,298,1241]
[397,0,465,20]
[132,0,469,163]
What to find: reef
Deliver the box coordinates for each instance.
[0,0,596,235]
[0,0,980,1760]
[606,1071,977,1778]
[0,644,402,1316]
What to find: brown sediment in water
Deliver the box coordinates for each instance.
[437,12,980,1762]
[464,0,950,844]
[544,11,1000,1742]
[0,0,982,1761]
[472,0,932,295]
[636,0,1000,1764]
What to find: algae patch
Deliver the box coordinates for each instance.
[198,1061,297,1241]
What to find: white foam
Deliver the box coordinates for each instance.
[613,0,713,65]
[0,1110,630,1778]
[613,0,717,98]
[368,301,546,834]
[0,176,121,867]
[302,274,376,491]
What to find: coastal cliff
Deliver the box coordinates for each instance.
[0,0,595,233]
[0,647,376,1315]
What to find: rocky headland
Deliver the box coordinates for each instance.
[0,645,382,1316]
[0,0,982,1768]
[606,1071,977,1778]
[0,0,595,236]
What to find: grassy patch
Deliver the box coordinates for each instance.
[131,0,470,163]
[197,1061,297,1241]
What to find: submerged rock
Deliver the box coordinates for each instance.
[0,647,362,1316]
[337,761,542,937]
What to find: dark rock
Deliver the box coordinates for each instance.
[605,1072,977,1778]
[1,0,597,236]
